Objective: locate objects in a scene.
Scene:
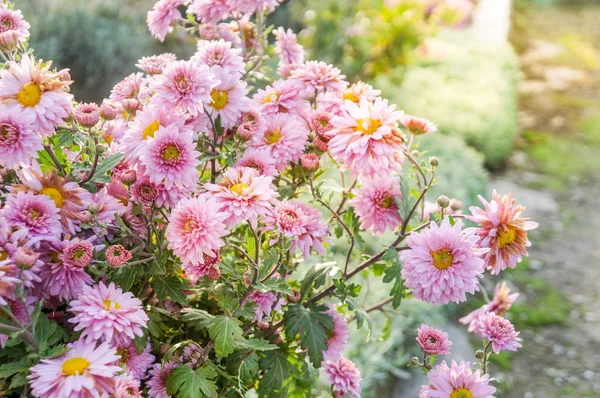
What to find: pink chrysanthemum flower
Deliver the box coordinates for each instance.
[205,166,277,229]
[149,59,218,116]
[0,8,30,50]
[181,250,221,284]
[188,0,232,24]
[416,324,452,355]
[140,126,200,189]
[262,200,330,258]
[400,218,486,305]
[249,289,284,322]
[460,281,519,335]
[273,27,304,66]
[2,191,61,243]
[467,191,538,275]
[114,374,143,398]
[147,361,179,398]
[166,196,229,266]
[342,81,381,104]
[91,187,127,226]
[117,342,156,380]
[0,106,41,169]
[253,79,308,115]
[110,72,144,101]
[290,61,346,96]
[28,339,121,398]
[401,114,438,136]
[248,113,309,170]
[106,245,133,267]
[0,270,20,306]
[205,67,249,129]
[69,282,148,346]
[329,97,406,178]
[350,174,403,235]
[0,56,73,136]
[234,147,278,177]
[136,53,177,75]
[323,306,349,361]
[59,239,94,269]
[194,39,245,75]
[419,360,496,398]
[477,312,522,354]
[230,0,280,13]
[130,177,159,206]
[323,357,362,398]
[147,0,184,42]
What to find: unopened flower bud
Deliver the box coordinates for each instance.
[207,267,221,281]
[269,230,280,241]
[313,135,329,152]
[80,210,93,224]
[301,153,320,171]
[120,169,137,186]
[96,144,108,155]
[475,350,485,360]
[333,391,345,398]
[449,199,463,211]
[287,289,301,303]
[436,195,450,209]
[15,247,39,270]
[74,102,100,128]
[88,203,100,214]
[100,102,119,120]
[120,98,141,114]
[429,156,439,167]
[236,122,255,141]
[199,23,219,40]
[409,357,421,367]
[257,321,270,331]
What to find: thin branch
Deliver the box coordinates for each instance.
[43,145,65,175]
[79,135,99,185]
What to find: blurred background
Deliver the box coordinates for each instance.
[18,0,600,397]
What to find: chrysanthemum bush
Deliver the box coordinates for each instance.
[0,1,538,397]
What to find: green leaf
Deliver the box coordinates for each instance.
[134,328,149,355]
[152,275,188,305]
[0,361,29,378]
[8,372,27,390]
[208,316,243,358]
[397,175,415,221]
[36,149,56,173]
[34,314,63,353]
[91,153,125,183]
[383,248,405,309]
[255,278,293,295]
[258,349,293,396]
[345,297,373,341]
[180,308,215,330]
[44,344,71,359]
[235,338,278,351]
[257,249,279,281]
[300,262,340,300]
[238,352,259,386]
[55,130,74,147]
[284,304,333,368]
[243,229,257,261]
[110,263,144,292]
[166,365,217,398]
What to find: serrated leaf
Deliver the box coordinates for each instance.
[7,372,27,390]
[110,263,144,292]
[166,365,217,398]
[235,338,278,351]
[345,297,373,342]
[243,229,257,261]
[91,153,124,182]
[152,275,188,305]
[0,361,29,378]
[134,329,149,355]
[255,278,293,295]
[34,314,63,353]
[180,308,215,329]
[44,344,70,359]
[208,316,243,358]
[383,249,405,309]
[398,175,415,221]
[257,249,279,281]
[258,349,293,397]
[300,262,340,300]
[284,304,333,368]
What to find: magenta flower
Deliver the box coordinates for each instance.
[147,361,178,398]
[106,245,133,267]
[477,312,522,354]
[205,67,249,129]
[147,0,184,42]
[28,339,121,398]
[249,289,284,322]
[117,342,155,380]
[400,218,486,305]
[230,0,280,13]
[460,281,519,335]
[69,282,148,346]
[59,239,94,269]
[416,324,452,355]
[0,106,42,169]
[181,250,221,284]
[0,8,30,50]
[194,39,245,75]
[290,61,346,96]
[350,174,403,235]
[2,191,61,243]
[322,357,362,398]
[419,361,496,398]
[323,306,349,361]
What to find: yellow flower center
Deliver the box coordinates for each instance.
[497,226,517,249]
[265,130,281,145]
[62,357,90,376]
[29,209,40,220]
[41,187,64,208]
[450,388,474,398]
[263,91,280,104]
[161,145,180,161]
[210,89,229,110]
[143,120,161,140]
[0,250,7,261]
[356,118,382,135]
[230,183,249,196]
[183,218,196,232]
[103,300,121,311]
[343,90,359,103]
[17,83,42,107]
[378,196,393,209]
[104,134,113,145]
[431,249,453,270]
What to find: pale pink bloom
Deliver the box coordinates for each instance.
[147,0,184,42]
[416,324,452,355]
[188,0,232,23]
[91,187,127,225]
[236,122,255,141]
[477,312,522,354]
[0,56,73,136]
[329,97,406,178]
[117,342,155,380]
[74,102,100,127]
[467,191,538,274]
[342,81,381,104]
[400,218,486,305]
[184,111,212,134]
[199,23,219,40]
[262,200,330,258]
[194,39,245,75]
[277,62,300,78]
[100,101,119,120]
[301,153,320,171]
[323,357,362,398]
[248,112,309,170]
[323,306,349,361]
[419,360,496,398]
[0,8,30,50]
[166,196,229,266]
[316,91,344,115]
[130,177,159,206]
[0,106,41,169]
[290,61,346,96]
[136,53,177,75]
[205,166,277,229]
[106,245,132,267]
[253,79,308,115]
[401,114,438,136]
[234,147,278,177]
[110,72,143,101]
[230,0,280,13]
[60,239,94,269]
[28,339,121,398]
[149,60,218,116]
[350,174,402,235]
[114,374,143,398]
[69,282,148,346]
[140,125,200,189]
[2,191,61,242]
[147,361,178,398]
[205,67,249,129]
[0,270,19,306]
[181,250,221,284]
[273,27,304,66]
[460,281,519,335]
[249,290,284,322]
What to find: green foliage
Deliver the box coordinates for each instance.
[166,365,218,398]
[284,304,333,368]
[208,316,244,358]
[382,248,405,309]
[153,276,189,306]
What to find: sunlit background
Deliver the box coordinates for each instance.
[18,0,600,397]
